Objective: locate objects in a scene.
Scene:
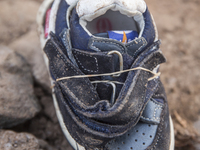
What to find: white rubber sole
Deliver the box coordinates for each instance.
[52,93,85,150]
[169,116,175,150]
[37,1,175,150]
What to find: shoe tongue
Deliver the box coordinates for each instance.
[94,30,138,44]
[107,30,138,43]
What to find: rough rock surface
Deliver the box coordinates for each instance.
[12,86,73,150]
[0,0,40,45]
[0,0,51,92]
[0,46,40,128]
[9,31,51,93]
[0,130,55,150]
[0,130,40,150]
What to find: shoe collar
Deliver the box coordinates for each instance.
[48,0,158,52]
[69,7,157,52]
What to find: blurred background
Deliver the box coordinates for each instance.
[0,0,199,149]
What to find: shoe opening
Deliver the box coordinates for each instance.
[80,9,145,39]
[77,1,146,39]
[86,10,139,34]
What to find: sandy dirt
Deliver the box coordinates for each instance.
[0,0,200,149]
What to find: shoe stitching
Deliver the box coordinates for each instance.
[46,42,79,76]
[121,51,162,124]
[91,39,125,52]
[150,118,164,150]
[149,104,166,150]
[132,53,161,123]
[46,41,97,93]
[153,106,162,121]
[151,99,163,107]
[141,104,163,122]
[73,50,99,73]
[152,93,165,98]
[61,30,79,67]
[61,30,70,50]
[132,38,147,56]
[90,40,101,51]
[126,37,146,50]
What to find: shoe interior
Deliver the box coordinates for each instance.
[86,10,139,34]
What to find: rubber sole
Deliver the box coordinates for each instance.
[169,116,175,150]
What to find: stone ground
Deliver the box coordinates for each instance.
[0,0,199,149]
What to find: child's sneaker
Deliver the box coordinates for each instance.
[37,0,174,149]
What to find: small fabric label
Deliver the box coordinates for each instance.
[107,30,138,43]
[45,8,51,38]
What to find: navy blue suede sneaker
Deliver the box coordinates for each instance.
[37,0,174,149]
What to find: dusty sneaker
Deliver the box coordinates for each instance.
[37,0,175,149]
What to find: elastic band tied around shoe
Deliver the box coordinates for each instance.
[56,67,161,82]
